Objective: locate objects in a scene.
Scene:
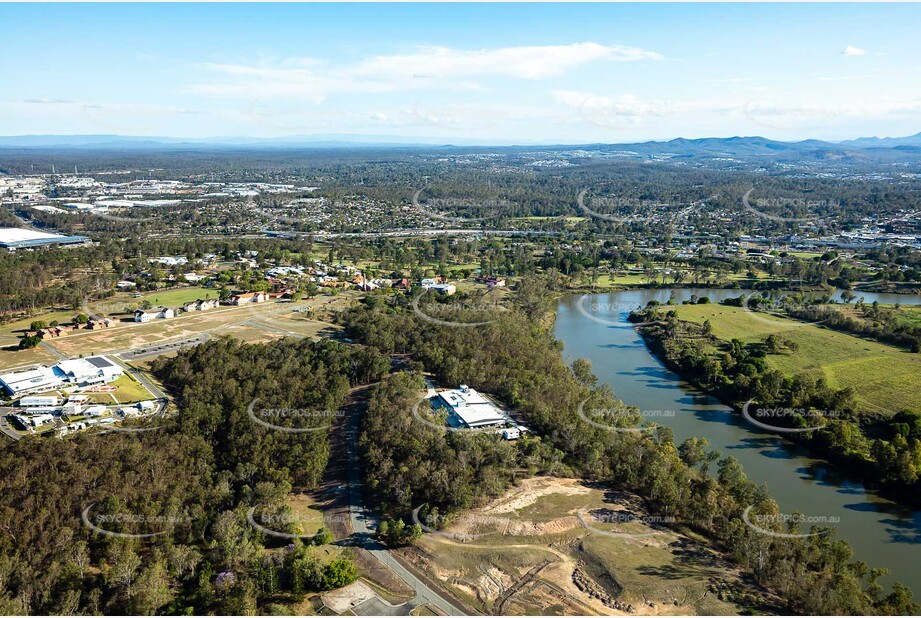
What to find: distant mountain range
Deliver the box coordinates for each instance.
[839,133,921,149]
[0,132,919,165]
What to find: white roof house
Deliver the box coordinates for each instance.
[434,385,508,429]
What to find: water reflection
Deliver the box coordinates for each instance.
[556,289,921,592]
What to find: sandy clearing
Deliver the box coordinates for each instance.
[481,476,591,514]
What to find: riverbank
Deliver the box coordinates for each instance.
[631,306,921,507]
[554,289,921,596]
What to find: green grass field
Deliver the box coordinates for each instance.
[672,304,921,415]
[593,273,649,286]
[89,287,217,316]
[107,374,155,404]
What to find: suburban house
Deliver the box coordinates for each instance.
[477,276,507,288]
[134,307,174,322]
[352,276,379,292]
[183,298,218,312]
[428,283,456,296]
[230,291,267,305]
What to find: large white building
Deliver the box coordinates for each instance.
[0,366,64,396]
[433,384,508,429]
[0,228,89,250]
[0,355,123,396]
[53,356,123,385]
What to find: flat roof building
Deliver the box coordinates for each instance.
[54,356,123,385]
[0,366,64,396]
[0,355,122,396]
[19,395,60,408]
[434,384,508,429]
[0,228,89,250]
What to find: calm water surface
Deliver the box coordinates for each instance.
[554,288,921,592]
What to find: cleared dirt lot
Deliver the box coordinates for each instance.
[39,298,346,359]
[404,477,779,616]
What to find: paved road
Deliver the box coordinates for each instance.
[118,334,211,360]
[0,412,24,441]
[111,357,167,402]
[39,341,67,360]
[344,387,466,616]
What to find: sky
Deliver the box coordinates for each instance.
[2,3,921,144]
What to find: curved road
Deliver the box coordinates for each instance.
[344,385,466,616]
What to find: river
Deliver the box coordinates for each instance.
[554,288,921,593]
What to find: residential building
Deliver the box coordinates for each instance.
[428,283,456,296]
[183,298,218,312]
[230,291,267,305]
[134,306,174,322]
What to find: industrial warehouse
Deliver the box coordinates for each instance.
[0,227,89,250]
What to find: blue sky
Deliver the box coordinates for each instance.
[2,3,920,143]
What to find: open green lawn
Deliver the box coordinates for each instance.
[672,304,921,415]
[107,374,155,404]
[90,287,217,316]
[894,306,921,329]
[285,494,329,537]
[594,273,649,286]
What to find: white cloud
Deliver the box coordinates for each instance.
[707,77,750,84]
[553,90,673,127]
[742,97,921,132]
[842,45,867,57]
[353,42,660,81]
[817,75,870,81]
[189,42,662,101]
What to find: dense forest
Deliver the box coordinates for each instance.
[0,337,388,615]
[339,278,917,615]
